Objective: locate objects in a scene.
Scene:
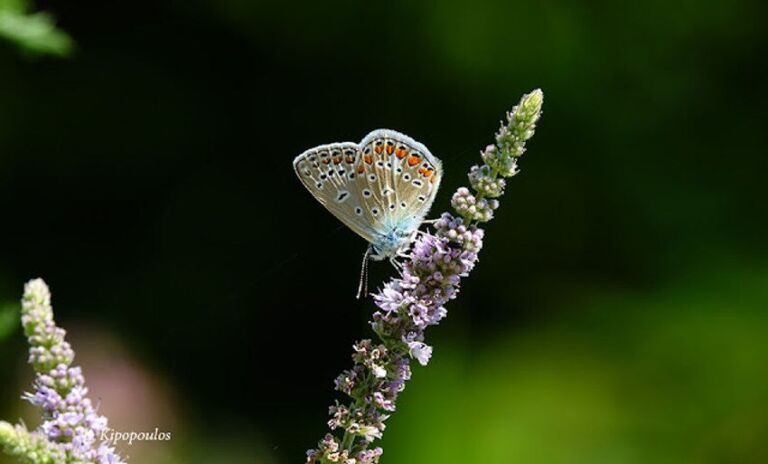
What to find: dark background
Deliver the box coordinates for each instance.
[1,1,767,463]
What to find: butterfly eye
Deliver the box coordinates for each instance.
[363,189,372,198]
[418,195,426,202]
[355,207,363,215]
[368,174,377,182]
[412,179,423,187]
[389,204,396,210]
[403,173,411,181]
[376,161,384,168]
[400,201,407,208]
[371,208,379,216]
[336,191,349,202]
[348,172,356,179]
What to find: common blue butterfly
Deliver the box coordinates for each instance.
[293,129,443,297]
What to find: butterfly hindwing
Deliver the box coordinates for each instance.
[357,130,442,235]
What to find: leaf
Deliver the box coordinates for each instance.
[0,0,74,57]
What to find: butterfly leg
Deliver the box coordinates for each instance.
[414,229,430,239]
[396,248,412,260]
[389,256,405,276]
[357,246,372,299]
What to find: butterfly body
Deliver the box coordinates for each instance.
[368,227,418,261]
[293,129,442,265]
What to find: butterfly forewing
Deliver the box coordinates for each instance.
[293,142,377,243]
[294,129,442,250]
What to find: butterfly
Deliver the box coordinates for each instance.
[293,129,443,297]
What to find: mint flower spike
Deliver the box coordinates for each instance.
[0,279,125,464]
[306,89,544,464]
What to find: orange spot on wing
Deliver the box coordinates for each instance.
[333,157,342,165]
[364,155,373,164]
[407,155,421,167]
[322,159,330,165]
[346,156,355,164]
[395,148,407,159]
[374,146,384,154]
[430,175,437,183]
[386,145,395,154]
[357,164,365,174]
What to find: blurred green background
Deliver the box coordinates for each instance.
[1,0,767,463]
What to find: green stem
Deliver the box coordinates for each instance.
[340,427,355,451]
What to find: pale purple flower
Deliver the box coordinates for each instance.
[370,392,395,412]
[357,447,383,463]
[407,341,433,366]
[1,279,127,464]
[357,424,382,443]
[373,281,408,312]
[306,89,543,463]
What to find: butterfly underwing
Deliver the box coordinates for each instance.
[293,129,443,296]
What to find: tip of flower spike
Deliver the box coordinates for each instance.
[0,421,15,440]
[526,88,544,105]
[23,279,50,308]
[519,89,543,119]
[0,422,25,452]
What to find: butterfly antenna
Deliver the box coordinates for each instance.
[357,246,372,299]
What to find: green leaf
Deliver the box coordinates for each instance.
[0,0,74,57]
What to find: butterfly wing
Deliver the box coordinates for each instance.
[357,129,442,236]
[293,142,378,243]
[293,129,442,247]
